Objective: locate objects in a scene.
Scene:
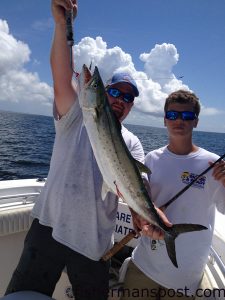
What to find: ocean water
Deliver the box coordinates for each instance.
[0,111,55,180]
[0,110,225,181]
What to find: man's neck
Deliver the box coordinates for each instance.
[167,138,198,155]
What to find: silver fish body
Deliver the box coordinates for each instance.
[78,65,207,267]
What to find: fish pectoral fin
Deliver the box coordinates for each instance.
[94,108,99,121]
[113,181,126,201]
[134,159,151,174]
[101,181,113,200]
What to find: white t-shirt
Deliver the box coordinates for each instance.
[32,100,144,260]
[132,146,225,295]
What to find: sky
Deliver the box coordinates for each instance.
[0,0,225,133]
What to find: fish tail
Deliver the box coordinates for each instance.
[164,224,207,268]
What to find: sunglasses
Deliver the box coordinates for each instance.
[107,88,134,103]
[165,111,197,121]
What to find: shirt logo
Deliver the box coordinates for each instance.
[181,171,206,189]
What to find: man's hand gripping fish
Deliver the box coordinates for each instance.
[78,64,207,268]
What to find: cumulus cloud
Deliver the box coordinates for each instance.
[74,38,192,117]
[0,19,53,115]
[0,20,30,72]
[0,20,222,122]
[74,38,225,123]
[140,43,179,83]
[74,36,136,82]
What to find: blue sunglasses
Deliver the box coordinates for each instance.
[165,111,197,121]
[107,88,134,103]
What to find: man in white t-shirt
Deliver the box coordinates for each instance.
[120,90,225,300]
[4,1,162,300]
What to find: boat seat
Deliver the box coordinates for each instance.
[0,291,54,300]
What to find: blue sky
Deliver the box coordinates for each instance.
[0,0,225,133]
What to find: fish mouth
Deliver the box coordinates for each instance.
[82,64,92,84]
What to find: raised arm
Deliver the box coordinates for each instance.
[51,0,78,118]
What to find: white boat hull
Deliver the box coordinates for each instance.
[0,179,224,300]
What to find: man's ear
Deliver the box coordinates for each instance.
[164,117,167,127]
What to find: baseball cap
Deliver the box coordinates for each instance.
[106,72,139,97]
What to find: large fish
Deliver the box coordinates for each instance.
[78,64,207,268]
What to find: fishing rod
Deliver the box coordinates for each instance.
[163,152,225,209]
[65,9,77,76]
[65,10,74,46]
[101,152,225,261]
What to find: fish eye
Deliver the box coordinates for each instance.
[91,80,99,89]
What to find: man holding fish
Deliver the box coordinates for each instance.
[120,90,225,300]
[5,0,169,299]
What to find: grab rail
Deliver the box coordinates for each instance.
[210,246,225,278]
[0,192,40,201]
[0,192,40,209]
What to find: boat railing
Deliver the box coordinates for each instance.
[210,246,225,277]
[0,192,40,209]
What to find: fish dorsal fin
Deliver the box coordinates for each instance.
[134,159,151,174]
